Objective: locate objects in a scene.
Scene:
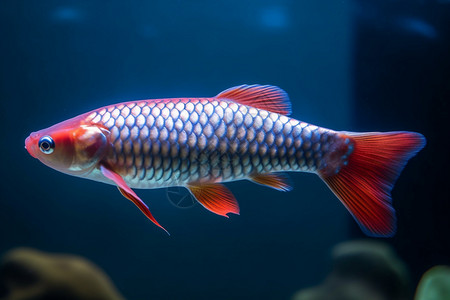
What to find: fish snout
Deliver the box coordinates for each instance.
[25,133,38,158]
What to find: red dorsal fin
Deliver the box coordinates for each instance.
[216,84,292,115]
[249,173,293,192]
[187,183,240,217]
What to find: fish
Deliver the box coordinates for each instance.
[25,84,426,237]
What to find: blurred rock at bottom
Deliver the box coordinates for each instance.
[414,265,450,300]
[291,240,411,300]
[0,248,125,300]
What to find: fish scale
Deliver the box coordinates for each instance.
[85,98,336,189]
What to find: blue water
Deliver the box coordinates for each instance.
[1,1,449,299]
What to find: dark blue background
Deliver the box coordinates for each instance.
[1,1,448,299]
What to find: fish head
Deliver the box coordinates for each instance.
[25,116,110,176]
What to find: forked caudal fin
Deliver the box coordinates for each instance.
[319,131,426,237]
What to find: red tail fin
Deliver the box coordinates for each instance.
[319,131,425,237]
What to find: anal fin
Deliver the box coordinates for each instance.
[249,173,293,192]
[187,183,240,217]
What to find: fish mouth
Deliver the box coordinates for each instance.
[25,136,37,158]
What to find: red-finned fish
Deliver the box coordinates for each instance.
[25,85,425,237]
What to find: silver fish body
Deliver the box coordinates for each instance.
[84,98,345,189]
[26,84,424,237]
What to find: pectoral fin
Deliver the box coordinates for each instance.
[187,183,240,217]
[100,165,169,235]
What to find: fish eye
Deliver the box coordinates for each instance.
[38,136,55,154]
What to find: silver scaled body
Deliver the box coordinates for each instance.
[84,98,342,189]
